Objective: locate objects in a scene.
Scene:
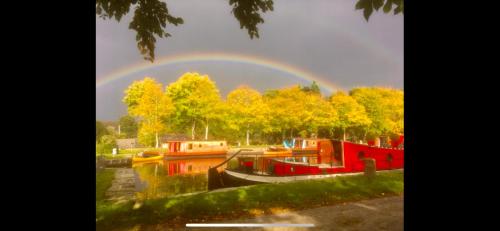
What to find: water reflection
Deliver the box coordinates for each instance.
[133,157,226,199]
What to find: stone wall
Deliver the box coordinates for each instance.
[116,138,142,149]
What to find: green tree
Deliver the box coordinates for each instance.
[355,0,404,21]
[97,1,400,62]
[96,0,183,62]
[166,72,222,140]
[96,121,109,141]
[330,91,371,141]
[96,134,117,154]
[118,115,138,138]
[300,81,321,95]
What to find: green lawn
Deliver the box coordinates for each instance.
[96,148,165,159]
[96,170,403,230]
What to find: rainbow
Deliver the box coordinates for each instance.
[96,52,342,93]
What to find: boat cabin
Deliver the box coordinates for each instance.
[162,140,228,157]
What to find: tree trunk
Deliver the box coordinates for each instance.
[246,128,250,146]
[205,119,209,140]
[155,132,159,148]
[343,128,346,141]
[191,121,196,140]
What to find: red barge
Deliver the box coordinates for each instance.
[222,137,404,184]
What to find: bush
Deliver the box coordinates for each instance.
[366,131,378,140]
[96,135,117,154]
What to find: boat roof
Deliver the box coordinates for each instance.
[164,140,227,143]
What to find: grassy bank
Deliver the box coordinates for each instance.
[96,148,163,159]
[96,170,403,230]
[96,169,116,201]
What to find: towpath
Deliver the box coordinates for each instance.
[125,196,403,231]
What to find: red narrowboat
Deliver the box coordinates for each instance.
[225,138,404,183]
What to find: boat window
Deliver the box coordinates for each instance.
[358,151,365,160]
[188,165,192,172]
[220,142,223,146]
[387,153,393,162]
[199,143,202,148]
[188,143,193,150]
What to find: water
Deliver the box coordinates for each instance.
[132,157,228,199]
[131,154,331,199]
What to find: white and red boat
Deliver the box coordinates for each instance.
[222,137,404,184]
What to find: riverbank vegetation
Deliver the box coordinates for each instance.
[96,170,403,230]
[96,169,116,202]
[97,72,403,150]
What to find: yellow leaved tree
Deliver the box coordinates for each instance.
[123,77,174,147]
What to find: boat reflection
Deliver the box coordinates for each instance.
[132,157,226,199]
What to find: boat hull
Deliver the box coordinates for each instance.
[132,155,164,163]
[224,169,403,184]
[165,151,228,158]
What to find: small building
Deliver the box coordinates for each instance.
[116,138,141,149]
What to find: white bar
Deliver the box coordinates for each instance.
[186,223,315,227]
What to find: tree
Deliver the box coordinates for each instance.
[96,0,183,62]
[330,91,371,141]
[301,92,337,138]
[166,72,221,140]
[123,77,174,147]
[96,1,400,61]
[96,121,109,141]
[300,81,321,95]
[96,134,117,154]
[118,115,138,138]
[226,85,269,145]
[229,0,274,39]
[355,0,404,21]
[350,87,403,138]
[96,0,272,62]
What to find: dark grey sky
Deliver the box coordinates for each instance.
[96,0,403,121]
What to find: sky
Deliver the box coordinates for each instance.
[96,0,403,121]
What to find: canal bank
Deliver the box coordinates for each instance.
[96,170,403,231]
[150,196,403,231]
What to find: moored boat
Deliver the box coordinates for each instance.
[162,140,228,158]
[132,151,164,163]
[221,138,404,184]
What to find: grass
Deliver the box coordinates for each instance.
[96,148,164,159]
[96,169,116,201]
[96,170,403,230]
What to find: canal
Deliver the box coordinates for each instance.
[132,157,234,199]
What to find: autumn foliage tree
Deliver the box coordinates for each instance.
[226,85,269,145]
[350,87,403,138]
[120,74,403,147]
[330,91,371,141]
[123,77,173,147]
[166,72,222,140]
